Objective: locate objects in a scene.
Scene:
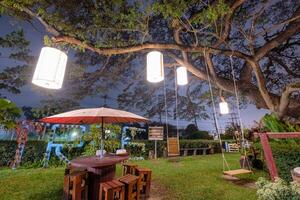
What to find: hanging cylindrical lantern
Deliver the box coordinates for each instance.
[219,101,229,115]
[32,47,68,89]
[146,51,164,82]
[176,66,188,85]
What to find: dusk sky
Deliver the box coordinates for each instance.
[0,16,269,132]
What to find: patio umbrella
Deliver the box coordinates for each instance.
[40,107,148,157]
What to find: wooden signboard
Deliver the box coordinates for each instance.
[148,126,164,141]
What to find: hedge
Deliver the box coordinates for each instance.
[0,140,84,168]
[131,139,225,157]
[0,140,46,167]
[254,140,300,182]
[0,139,228,168]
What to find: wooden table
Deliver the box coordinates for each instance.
[71,154,129,200]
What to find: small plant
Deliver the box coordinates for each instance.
[256,177,300,200]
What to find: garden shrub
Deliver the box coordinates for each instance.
[254,140,300,181]
[256,177,300,200]
[0,140,84,168]
[125,142,146,157]
[132,139,225,158]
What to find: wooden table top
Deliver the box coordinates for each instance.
[70,154,129,169]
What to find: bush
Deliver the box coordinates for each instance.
[256,177,300,200]
[131,139,224,158]
[0,140,47,167]
[254,139,300,181]
[185,131,213,139]
[0,140,84,168]
[126,142,146,157]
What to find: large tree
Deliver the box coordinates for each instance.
[1,0,300,122]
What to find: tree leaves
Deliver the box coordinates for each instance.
[0,98,21,129]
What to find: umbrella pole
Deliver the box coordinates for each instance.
[100,117,104,158]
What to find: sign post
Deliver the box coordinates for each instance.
[148,126,164,159]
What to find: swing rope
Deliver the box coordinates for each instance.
[174,67,180,150]
[203,50,230,172]
[229,55,252,171]
[163,68,169,140]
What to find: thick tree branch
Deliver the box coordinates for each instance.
[255,7,300,60]
[278,82,300,118]
[20,7,60,36]
[52,35,252,59]
[249,60,275,110]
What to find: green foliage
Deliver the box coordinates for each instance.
[271,142,300,182]
[256,177,300,200]
[254,140,300,181]
[184,124,212,139]
[152,0,195,19]
[0,29,31,94]
[82,124,121,155]
[126,142,145,157]
[0,98,21,129]
[191,0,230,25]
[0,140,84,168]
[131,139,223,158]
[186,130,213,139]
[262,114,300,132]
[21,98,80,120]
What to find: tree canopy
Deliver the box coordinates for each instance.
[0,0,300,123]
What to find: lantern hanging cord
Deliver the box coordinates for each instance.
[203,50,230,171]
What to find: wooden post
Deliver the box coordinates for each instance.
[259,132,278,181]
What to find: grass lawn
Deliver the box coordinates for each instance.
[0,153,267,200]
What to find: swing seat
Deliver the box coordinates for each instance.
[223,169,252,176]
[167,137,180,157]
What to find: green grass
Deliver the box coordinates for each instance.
[0,153,266,200]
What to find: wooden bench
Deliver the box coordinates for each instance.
[180,148,212,156]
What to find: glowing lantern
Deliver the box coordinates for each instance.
[146,51,164,82]
[176,66,188,85]
[219,101,229,115]
[32,47,67,89]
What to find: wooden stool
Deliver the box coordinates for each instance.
[64,170,88,200]
[99,180,125,200]
[119,174,140,200]
[135,167,152,198]
[122,163,138,176]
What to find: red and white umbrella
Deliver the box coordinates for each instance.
[40,107,148,157]
[40,107,148,124]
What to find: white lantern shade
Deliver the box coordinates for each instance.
[146,51,164,82]
[32,47,67,89]
[219,101,229,115]
[176,66,188,85]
